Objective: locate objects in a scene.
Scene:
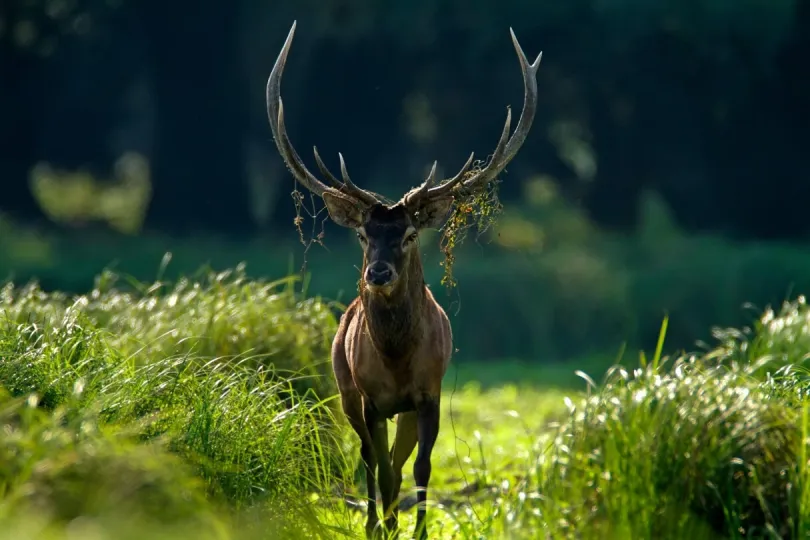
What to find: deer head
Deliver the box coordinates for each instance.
[266,21,541,293]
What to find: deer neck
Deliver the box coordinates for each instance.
[360,252,426,360]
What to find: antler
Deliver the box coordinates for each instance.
[266,21,381,207]
[403,28,542,207]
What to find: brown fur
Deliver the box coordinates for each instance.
[332,223,452,539]
[335,252,452,417]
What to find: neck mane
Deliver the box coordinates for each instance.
[360,251,426,360]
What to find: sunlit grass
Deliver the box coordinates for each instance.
[0,266,353,539]
[1,265,810,538]
[379,384,570,539]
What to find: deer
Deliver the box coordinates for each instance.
[266,21,541,540]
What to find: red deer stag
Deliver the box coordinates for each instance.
[266,21,541,539]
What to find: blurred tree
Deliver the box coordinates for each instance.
[0,0,54,224]
[136,0,251,234]
[0,0,808,240]
[0,0,136,226]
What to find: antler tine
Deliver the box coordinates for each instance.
[267,22,381,206]
[266,23,329,198]
[426,151,476,199]
[313,146,382,206]
[312,146,345,189]
[402,161,438,206]
[459,28,542,193]
[337,153,381,206]
[403,152,475,207]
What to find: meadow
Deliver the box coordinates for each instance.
[0,261,808,540]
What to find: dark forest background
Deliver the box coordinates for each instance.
[2,0,810,365]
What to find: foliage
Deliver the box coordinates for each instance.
[5,0,808,247]
[534,358,801,537]
[337,298,810,539]
[0,389,226,540]
[426,300,810,539]
[0,262,338,398]
[29,153,152,235]
[709,294,810,377]
[0,389,211,524]
[3,266,810,537]
[0,268,352,538]
[437,163,504,289]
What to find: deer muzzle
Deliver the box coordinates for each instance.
[364,261,397,287]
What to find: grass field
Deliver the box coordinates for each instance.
[0,264,809,539]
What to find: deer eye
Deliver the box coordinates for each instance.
[356,231,367,243]
[403,232,418,245]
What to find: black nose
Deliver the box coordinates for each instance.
[365,263,393,286]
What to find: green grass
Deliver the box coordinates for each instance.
[0,267,353,539]
[1,265,810,538]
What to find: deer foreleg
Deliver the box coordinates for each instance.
[413,396,439,540]
[365,401,397,538]
[388,411,418,534]
[342,394,380,538]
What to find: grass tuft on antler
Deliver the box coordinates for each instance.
[438,162,505,289]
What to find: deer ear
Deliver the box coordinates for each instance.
[322,191,364,229]
[413,196,455,230]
